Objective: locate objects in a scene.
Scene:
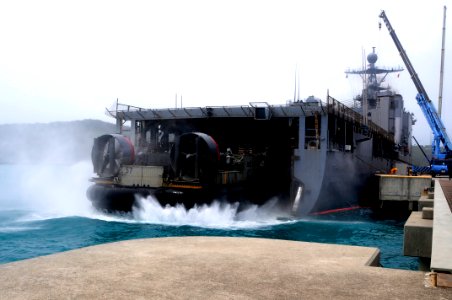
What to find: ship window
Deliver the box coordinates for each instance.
[255,107,271,120]
[390,100,398,109]
[135,121,142,134]
[305,114,321,149]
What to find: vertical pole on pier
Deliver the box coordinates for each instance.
[438,5,447,118]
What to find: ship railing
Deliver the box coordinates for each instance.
[106,98,391,142]
[327,96,394,141]
[105,102,145,118]
[109,101,328,120]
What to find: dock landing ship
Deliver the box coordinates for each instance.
[87,51,413,216]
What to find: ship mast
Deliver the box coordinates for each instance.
[345,48,403,112]
[362,48,368,125]
[438,5,447,118]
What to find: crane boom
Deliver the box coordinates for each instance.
[379,10,452,160]
[379,11,431,102]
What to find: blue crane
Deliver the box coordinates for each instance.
[379,10,452,176]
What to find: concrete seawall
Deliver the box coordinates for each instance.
[403,178,452,287]
[1,237,451,299]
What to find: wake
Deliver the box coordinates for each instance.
[92,195,294,229]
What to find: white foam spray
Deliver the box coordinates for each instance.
[127,195,292,229]
[0,161,96,221]
[1,162,292,229]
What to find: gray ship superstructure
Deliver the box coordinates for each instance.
[345,48,412,158]
[87,50,413,216]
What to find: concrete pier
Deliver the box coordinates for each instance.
[403,178,452,287]
[376,174,432,211]
[1,237,451,299]
[377,174,432,202]
[404,211,432,258]
[431,180,452,273]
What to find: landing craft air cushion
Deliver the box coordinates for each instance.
[87,51,413,216]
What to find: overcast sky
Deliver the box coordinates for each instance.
[0,0,450,145]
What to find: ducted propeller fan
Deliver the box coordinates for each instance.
[91,134,135,178]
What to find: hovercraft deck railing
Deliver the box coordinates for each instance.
[110,101,327,121]
[109,97,393,142]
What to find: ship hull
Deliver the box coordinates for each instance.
[308,149,387,213]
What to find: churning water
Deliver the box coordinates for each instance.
[0,163,418,270]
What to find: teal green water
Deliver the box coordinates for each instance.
[0,163,418,270]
